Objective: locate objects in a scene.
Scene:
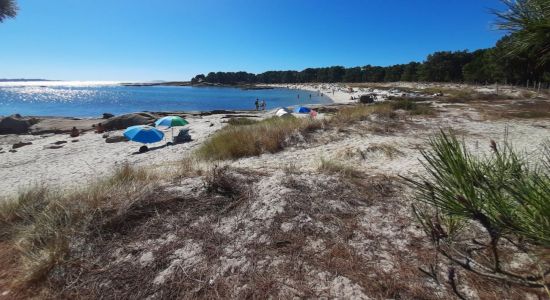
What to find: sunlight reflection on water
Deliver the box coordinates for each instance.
[0,82,331,117]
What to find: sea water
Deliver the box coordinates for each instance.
[0,81,331,117]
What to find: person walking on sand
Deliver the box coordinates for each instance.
[255,98,259,111]
[261,100,266,111]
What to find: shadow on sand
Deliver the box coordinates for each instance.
[131,144,168,155]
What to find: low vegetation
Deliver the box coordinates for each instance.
[331,100,434,126]
[196,116,324,161]
[226,117,259,126]
[366,143,405,159]
[489,100,550,119]
[405,131,550,297]
[0,163,159,291]
[318,157,362,178]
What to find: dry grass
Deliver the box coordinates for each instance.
[227,117,260,126]
[196,116,324,161]
[1,163,542,299]
[0,163,160,289]
[366,143,405,159]
[331,102,397,125]
[331,100,434,127]
[318,157,363,178]
[471,99,550,120]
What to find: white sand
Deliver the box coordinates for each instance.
[1,99,549,198]
[0,114,227,197]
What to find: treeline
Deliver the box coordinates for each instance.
[192,34,550,86]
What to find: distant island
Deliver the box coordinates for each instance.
[121,81,274,90]
[0,78,53,82]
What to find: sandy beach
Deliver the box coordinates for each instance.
[1,83,548,197]
[1,82,549,299]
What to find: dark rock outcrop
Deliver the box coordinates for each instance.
[0,115,39,134]
[12,141,32,149]
[359,94,375,104]
[105,135,128,143]
[102,113,114,119]
[102,113,156,131]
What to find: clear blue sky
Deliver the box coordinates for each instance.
[0,0,506,81]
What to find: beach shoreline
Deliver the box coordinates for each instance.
[1,81,547,197]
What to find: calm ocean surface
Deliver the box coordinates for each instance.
[0,82,331,117]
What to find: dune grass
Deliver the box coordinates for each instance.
[0,163,159,286]
[227,117,260,126]
[332,100,434,126]
[331,103,397,125]
[318,157,363,178]
[389,99,435,115]
[196,116,324,161]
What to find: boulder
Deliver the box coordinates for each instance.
[43,145,64,150]
[359,94,375,104]
[102,113,115,119]
[102,113,155,131]
[12,141,32,149]
[0,115,35,134]
[105,135,128,143]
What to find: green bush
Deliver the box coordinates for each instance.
[405,131,550,292]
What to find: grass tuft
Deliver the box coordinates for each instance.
[227,117,260,126]
[196,116,324,161]
[0,163,160,286]
[318,157,363,178]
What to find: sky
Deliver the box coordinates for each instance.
[0,0,507,81]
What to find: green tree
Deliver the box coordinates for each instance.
[494,0,550,68]
[0,0,17,22]
[400,62,421,82]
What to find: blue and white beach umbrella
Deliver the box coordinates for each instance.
[123,125,164,144]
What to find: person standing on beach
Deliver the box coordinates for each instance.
[261,100,266,111]
[255,98,259,111]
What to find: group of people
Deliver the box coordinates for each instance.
[254,99,267,111]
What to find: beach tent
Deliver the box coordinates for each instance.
[293,106,311,114]
[275,108,291,117]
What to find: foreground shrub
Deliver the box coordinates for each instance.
[0,163,158,285]
[404,131,550,295]
[196,116,324,160]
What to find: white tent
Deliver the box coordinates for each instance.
[275,108,291,117]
